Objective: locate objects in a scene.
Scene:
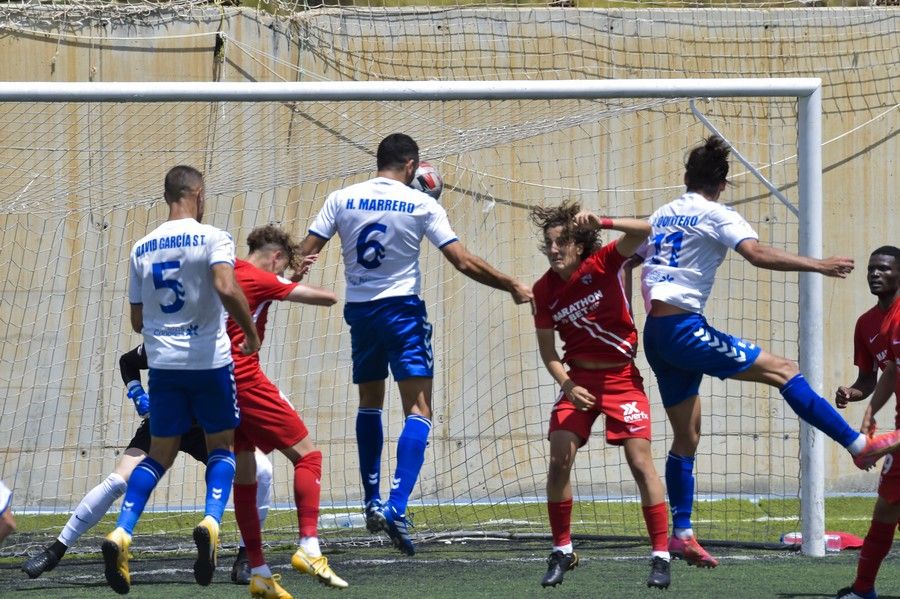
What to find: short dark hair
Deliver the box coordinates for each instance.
[377,133,419,171]
[870,245,900,263]
[247,224,302,271]
[529,201,600,261]
[685,135,730,197]
[164,165,203,204]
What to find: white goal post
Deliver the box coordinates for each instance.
[0,78,827,556]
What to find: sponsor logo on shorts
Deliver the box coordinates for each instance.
[621,401,648,423]
[627,425,646,434]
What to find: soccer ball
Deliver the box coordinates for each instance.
[410,161,443,200]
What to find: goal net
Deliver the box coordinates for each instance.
[0,80,822,555]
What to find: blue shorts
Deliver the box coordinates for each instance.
[643,312,762,408]
[147,364,239,436]
[344,295,434,384]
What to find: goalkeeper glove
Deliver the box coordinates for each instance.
[126,381,150,418]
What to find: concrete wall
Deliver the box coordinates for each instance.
[0,7,896,531]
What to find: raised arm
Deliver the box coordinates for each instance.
[211,263,260,355]
[535,327,595,411]
[298,234,328,258]
[440,241,533,307]
[735,239,854,278]
[573,212,651,258]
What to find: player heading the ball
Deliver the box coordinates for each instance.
[299,132,533,556]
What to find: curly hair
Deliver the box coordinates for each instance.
[529,201,600,261]
[685,135,731,197]
[246,224,302,272]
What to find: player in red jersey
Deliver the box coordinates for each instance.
[530,202,670,590]
[835,246,900,599]
[226,225,346,599]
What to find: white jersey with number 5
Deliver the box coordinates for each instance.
[638,192,758,314]
[128,218,236,369]
[308,177,458,302]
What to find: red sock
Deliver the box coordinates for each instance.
[642,502,669,552]
[853,519,896,593]
[233,483,265,568]
[547,498,573,548]
[295,450,322,538]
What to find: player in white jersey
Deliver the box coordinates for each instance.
[102,165,261,595]
[638,136,900,568]
[299,133,533,556]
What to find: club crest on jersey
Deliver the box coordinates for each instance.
[580,274,592,285]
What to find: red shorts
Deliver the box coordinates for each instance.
[878,448,900,504]
[234,371,308,454]
[548,363,652,446]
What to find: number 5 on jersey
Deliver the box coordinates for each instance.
[152,260,185,313]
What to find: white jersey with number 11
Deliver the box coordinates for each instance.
[639,192,758,314]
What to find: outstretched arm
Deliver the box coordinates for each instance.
[573,212,651,258]
[285,284,338,306]
[735,239,854,278]
[441,241,533,307]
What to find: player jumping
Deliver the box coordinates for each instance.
[298,133,533,556]
[637,136,900,568]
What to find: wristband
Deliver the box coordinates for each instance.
[598,217,614,229]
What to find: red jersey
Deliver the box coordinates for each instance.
[853,304,891,373]
[227,259,299,380]
[533,240,636,364]
[877,297,900,428]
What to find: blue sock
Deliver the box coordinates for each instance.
[665,452,695,531]
[387,415,431,515]
[116,457,166,535]
[204,449,236,523]
[781,374,859,448]
[357,408,384,504]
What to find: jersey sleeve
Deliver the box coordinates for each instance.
[208,228,236,267]
[709,205,758,249]
[853,316,877,372]
[587,239,626,272]
[424,201,459,249]
[532,276,554,329]
[308,192,340,240]
[881,301,900,360]
[128,249,142,304]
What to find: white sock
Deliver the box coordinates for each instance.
[300,536,321,557]
[553,543,573,554]
[674,527,694,541]
[651,550,671,561]
[251,564,272,578]
[58,473,127,547]
[255,452,273,528]
[848,433,866,456]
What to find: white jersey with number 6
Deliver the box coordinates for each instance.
[638,192,758,314]
[128,218,235,369]
[308,177,458,302]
